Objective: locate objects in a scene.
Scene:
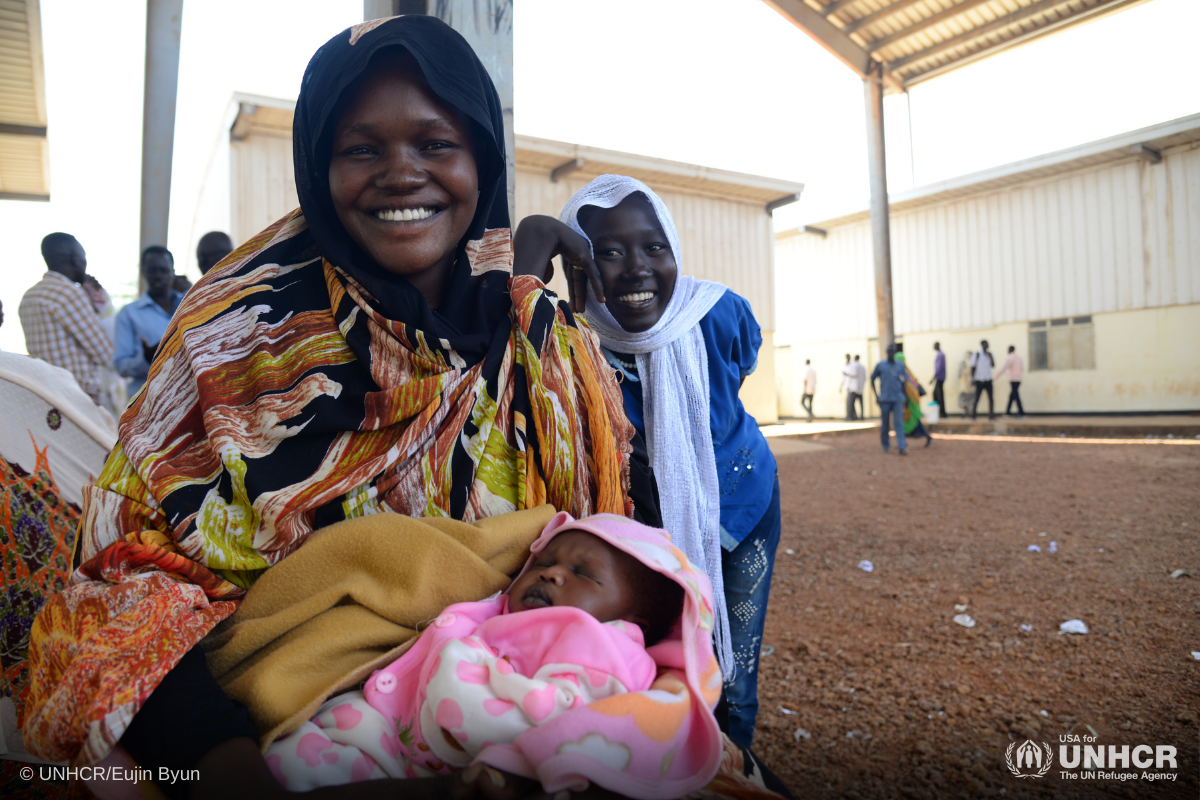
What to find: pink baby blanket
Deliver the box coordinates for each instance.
[365,510,724,798]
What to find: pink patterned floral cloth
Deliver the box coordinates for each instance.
[266,511,725,799]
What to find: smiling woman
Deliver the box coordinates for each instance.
[19,15,657,800]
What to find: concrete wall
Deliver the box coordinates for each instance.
[776,303,1200,417]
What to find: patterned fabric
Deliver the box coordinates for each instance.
[894,353,924,435]
[0,354,114,800]
[18,272,115,406]
[22,211,636,768]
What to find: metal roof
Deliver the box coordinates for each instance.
[516,135,805,208]
[785,112,1200,231]
[763,0,1151,91]
[0,0,49,200]
[228,92,296,140]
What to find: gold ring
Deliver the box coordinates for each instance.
[571,264,583,271]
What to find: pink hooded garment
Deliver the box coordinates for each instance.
[265,511,724,799]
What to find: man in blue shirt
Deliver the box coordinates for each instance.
[931,341,946,417]
[114,246,184,396]
[871,343,909,455]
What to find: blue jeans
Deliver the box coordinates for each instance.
[878,400,907,452]
[720,474,781,747]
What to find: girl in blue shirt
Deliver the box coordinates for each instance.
[556,175,780,747]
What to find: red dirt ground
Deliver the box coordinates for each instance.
[756,430,1199,799]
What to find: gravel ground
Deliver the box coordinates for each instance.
[756,430,1199,799]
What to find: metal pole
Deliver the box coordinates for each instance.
[139,0,184,263]
[863,61,895,347]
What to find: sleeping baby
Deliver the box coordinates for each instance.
[265,511,725,799]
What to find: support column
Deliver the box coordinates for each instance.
[864,61,895,347]
[139,0,184,260]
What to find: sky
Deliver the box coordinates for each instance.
[1,0,1198,354]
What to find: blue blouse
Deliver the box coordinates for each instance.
[603,290,777,549]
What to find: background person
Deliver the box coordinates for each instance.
[851,354,866,419]
[841,353,857,420]
[113,246,185,396]
[17,233,114,406]
[870,344,908,455]
[196,231,235,275]
[969,339,996,420]
[995,344,1026,417]
[931,341,946,417]
[801,358,816,421]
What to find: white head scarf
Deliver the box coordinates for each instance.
[560,175,734,680]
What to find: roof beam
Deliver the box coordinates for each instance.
[897,0,1148,84]
[762,0,904,90]
[549,157,584,183]
[887,0,1074,71]
[0,123,48,138]
[842,0,926,35]
[1131,144,1161,164]
[819,0,864,18]
[866,0,993,54]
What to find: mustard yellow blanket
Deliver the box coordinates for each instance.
[203,505,556,749]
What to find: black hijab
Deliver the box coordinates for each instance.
[293,15,511,358]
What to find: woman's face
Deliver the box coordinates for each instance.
[579,194,678,333]
[328,55,478,307]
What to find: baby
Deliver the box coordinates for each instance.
[266,511,725,799]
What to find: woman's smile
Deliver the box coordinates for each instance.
[372,206,441,222]
[615,290,657,306]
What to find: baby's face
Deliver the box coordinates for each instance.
[508,531,641,625]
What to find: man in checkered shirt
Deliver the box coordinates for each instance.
[19,233,115,406]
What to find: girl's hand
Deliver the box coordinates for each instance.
[512,215,605,314]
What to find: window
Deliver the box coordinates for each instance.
[1029,317,1094,371]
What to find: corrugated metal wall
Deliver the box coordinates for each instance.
[516,168,775,332]
[229,129,298,246]
[776,144,1200,344]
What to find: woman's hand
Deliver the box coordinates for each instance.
[512,215,604,314]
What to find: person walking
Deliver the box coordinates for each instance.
[801,359,816,421]
[995,344,1026,417]
[852,355,867,420]
[114,246,186,396]
[871,344,908,455]
[931,341,946,417]
[969,340,996,419]
[841,353,857,420]
[18,233,114,406]
[956,350,974,416]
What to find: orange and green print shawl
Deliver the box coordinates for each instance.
[22,211,635,766]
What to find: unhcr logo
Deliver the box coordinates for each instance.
[1005,739,1053,778]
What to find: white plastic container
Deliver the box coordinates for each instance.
[923,402,940,425]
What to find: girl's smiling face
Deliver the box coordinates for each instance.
[328,51,478,308]
[578,193,678,333]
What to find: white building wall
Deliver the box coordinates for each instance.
[775,142,1200,415]
[777,143,1200,346]
[229,128,297,248]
